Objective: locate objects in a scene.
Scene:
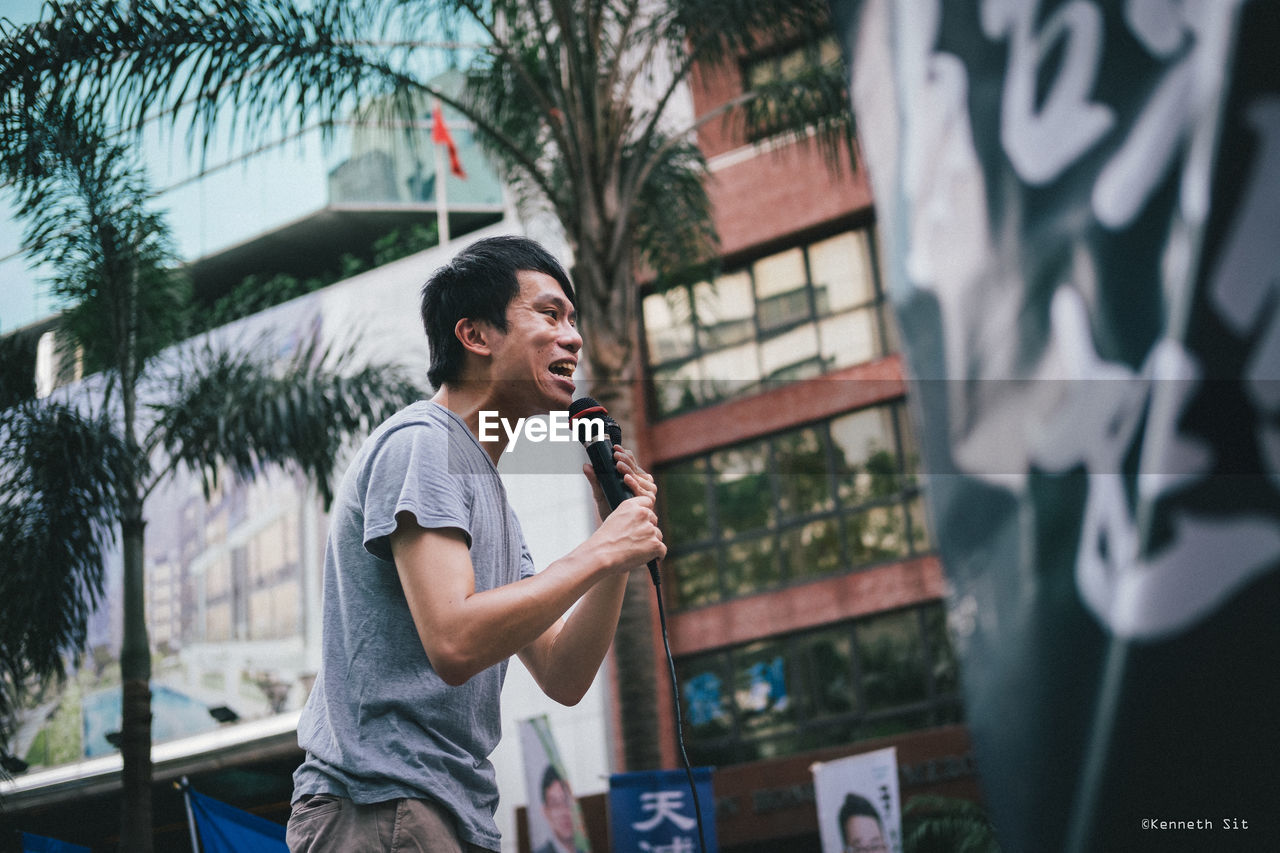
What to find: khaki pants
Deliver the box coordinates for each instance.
[286,794,491,853]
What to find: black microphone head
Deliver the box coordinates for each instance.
[604,417,622,446]
[569,396,624,446]
[569,396,607,420]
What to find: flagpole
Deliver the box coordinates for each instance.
[179,776,201,853]
[434,123,451,246]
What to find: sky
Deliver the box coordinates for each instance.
[0,0,342,334]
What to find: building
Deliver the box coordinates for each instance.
[2,26,985,853]
[595,28,982,852]
[0,91,613,852]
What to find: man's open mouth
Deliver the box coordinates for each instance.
[549,360,575,378]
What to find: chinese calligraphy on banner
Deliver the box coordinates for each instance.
[833,0,1280,850]
[608,769,717,853]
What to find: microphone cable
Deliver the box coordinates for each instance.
[567,396,709,850]
[650,568,711,853]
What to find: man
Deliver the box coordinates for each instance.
[534,765,586,853]
[838,792,888,853]
[287,236,665,852]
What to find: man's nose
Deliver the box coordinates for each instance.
[560,323,582,353]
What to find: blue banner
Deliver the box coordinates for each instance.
[187,787,288,853]
[609,768,717,853]
[20,833,90,853]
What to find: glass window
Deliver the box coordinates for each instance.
[723,535,778,596]
[669,550,720,610]
[733,640,794,735]
[759,324,820,380]
[658,458,712,547]
[643,228,888,419]
[810,231,875,310]
[855,610,927,712]
[907,495,933,552]
[695,272,755,349]
[780,518,841,579]
[650,359,703,418]
[844,503,909,564]
[754,248,809,331]
[795,628,855,718]
[924,605,958,697]
[773,427,832,519]
[643,288,696,363]
[711,442,773,537]
[675,603,960,768]
[656,403,929,611]
[829,406,903,506]
[681,652,734,740]
[819,309,880,371]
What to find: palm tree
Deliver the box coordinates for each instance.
[0,0,853,799]
[0,100,420,849]
[902,795,1003,853]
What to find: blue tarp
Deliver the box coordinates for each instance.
[187,787,288,853]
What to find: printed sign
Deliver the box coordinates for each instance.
[608,768,717,853]
[813,748,902,853]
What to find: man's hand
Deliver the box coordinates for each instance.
[583,443,658,521]
[588,492,666,573]
[582,444,664,571]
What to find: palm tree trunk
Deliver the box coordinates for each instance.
[576,245,662,772]
[117,258,153,852]
[119,508,152,853]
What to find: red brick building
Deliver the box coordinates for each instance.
[613,31,983,851]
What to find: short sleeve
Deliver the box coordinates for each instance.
[512,512,537,580]
[360,423,472,562]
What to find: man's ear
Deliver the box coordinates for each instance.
[454,317,491,358]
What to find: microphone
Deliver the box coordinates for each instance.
[568,396,660,586]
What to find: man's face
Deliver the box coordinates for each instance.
[486,270,581,415]
[542,779,577,845]
[843,814,887,853]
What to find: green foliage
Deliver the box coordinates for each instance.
[0,82,423,793]
[372,222,438,266]
[0,0,852,359]
[23,677,85,767]
[902,795,1003,853]
[0,97,192,376]
[0,399,128,744]
[151,333,421,507]
[204,223,439,329]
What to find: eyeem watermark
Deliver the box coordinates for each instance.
[478,410,606,453]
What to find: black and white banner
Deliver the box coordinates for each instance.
[833,1,1280,849]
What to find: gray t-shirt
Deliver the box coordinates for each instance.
[293,401,535,851]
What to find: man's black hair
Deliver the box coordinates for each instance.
[540,763,566,802]
[420,235,575,388]
[837,792,883,843]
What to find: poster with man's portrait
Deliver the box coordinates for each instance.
[519,715,592,853]
[812,747,902,853]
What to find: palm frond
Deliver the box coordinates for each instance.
[148,331,421,507]
[0,97,192,375]
[0,0,382,153]
[902,795,1003,853]
[627,135,718,287]
[734,59,857,173]
[0,399,126,746]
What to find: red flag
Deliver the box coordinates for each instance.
[431,102,467,179]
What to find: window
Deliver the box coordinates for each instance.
[742,35,844,141]
[657,403,930,611]
[643,229,887,418]
[676,604,963,766]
